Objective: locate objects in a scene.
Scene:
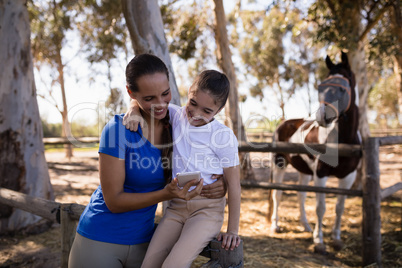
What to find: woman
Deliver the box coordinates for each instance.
[68,54,225,268]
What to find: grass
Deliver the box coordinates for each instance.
[44,144,99,152]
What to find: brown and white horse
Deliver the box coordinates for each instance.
[269,52,361,253]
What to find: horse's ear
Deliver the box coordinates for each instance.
[341,51,350,68]
[325,55,334,70]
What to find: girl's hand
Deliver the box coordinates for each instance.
[200,174,227,198]
[165,178,204,200]
[217,232,241,250]
[122,101,144,131]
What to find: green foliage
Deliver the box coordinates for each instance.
[41,117,100,137]
[29,0,78,66]
[168,15,201,60]
[307,0,396,53]
[41,119,62,137]
[161,1,202,60]
[307,0,375,51]
[29,0,81,128]
[238,4,324,117]
[77,0,129,64]
[160,1,217,76]
[70,119,100,137]
[76,0,129,124]
[239,8,285,85]
[28,0,399,129]
[244,114,281,133]
[367,11,399,65]
[105,87,126,118]
[368,73,400,128]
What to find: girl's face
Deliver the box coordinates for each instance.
[127,72,171,122]
[185,88,222,127]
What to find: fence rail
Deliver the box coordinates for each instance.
[245,129,402,141]
[43,137,99,145]
[241,181,363,196]
[238,141,362,157]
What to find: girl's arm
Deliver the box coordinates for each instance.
[122,99,143,131]
[218,165,241,250]
[99,153,203,213]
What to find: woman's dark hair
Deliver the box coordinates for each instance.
[126,53,169,92]
[126,54,172,184]
[190,70,230,109]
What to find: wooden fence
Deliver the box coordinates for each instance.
[2,136,402,267]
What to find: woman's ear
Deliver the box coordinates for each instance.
[126,86,136,99]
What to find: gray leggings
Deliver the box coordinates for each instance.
[68,233,149,268]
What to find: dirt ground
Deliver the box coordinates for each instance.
[0,146,401,268]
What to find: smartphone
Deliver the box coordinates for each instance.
[176,171,201,187]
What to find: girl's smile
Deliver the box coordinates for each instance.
[185,89,222,127]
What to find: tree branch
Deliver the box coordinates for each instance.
[391,0,401,26]
[325,0,337,16]
[37,93,62,114]
[359,4,392,42]
[366,0,379,19]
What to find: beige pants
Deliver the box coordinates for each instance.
[68,233,149,268]
[141,197,226,268]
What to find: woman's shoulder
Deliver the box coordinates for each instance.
[101,114,141,138]
[105,113,124,126]
[99,114,147,156]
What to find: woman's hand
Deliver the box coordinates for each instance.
[217,232,241,250]
[165,178,204,200]
[200,175,227,198]
[122,99,143,131]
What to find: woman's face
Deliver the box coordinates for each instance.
[128,72,171,121]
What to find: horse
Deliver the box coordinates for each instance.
[268,51,361,253]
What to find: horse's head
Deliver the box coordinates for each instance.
[316,51,356,127]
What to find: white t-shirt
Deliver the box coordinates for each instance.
[169,104,239,186]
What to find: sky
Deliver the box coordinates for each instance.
[35,0,319,131]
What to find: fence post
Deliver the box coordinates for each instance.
[362,137,381,267]
[60,204,77,268]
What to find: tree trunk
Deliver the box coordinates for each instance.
[350,42,371,139]
[212,0,255,181]
[394,56,402,125]
[121,0,181,105]
[0,0,54,233]
[277,77,286,120]
[346,4,369,190]
[55,48,73,159]
[390,2,402,125]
